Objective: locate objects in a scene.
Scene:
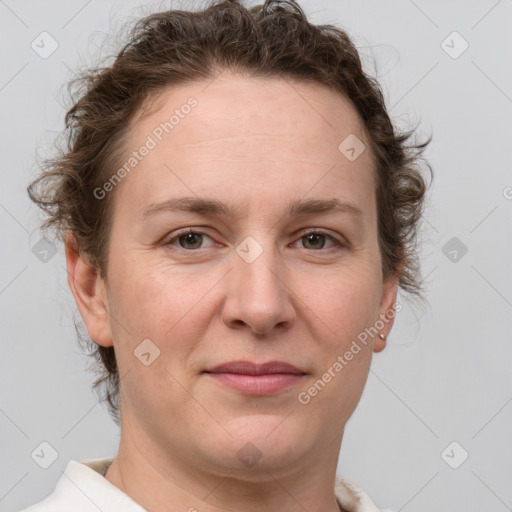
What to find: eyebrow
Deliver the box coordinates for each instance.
[141,196,364,220]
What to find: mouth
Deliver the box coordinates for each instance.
[203,360,306,396]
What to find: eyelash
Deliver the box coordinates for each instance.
[162,228,346,252]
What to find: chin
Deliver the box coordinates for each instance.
[198,413,317,475]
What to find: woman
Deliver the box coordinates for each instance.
[23,0,431,510]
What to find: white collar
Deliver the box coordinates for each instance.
[21,457,383,512]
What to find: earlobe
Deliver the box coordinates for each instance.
[373,274,400,353]
[65,232,113,348]
[373,333,387,353]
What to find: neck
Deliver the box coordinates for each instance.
[104,420,346,512]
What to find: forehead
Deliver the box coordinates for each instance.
[116,72,375,216]
[131,72,368,153]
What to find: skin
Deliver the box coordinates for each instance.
[66,71,399,512]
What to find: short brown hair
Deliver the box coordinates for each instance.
[28,0,432,426]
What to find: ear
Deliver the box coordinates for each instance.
[373,272,400,353]
[65,231,113,347]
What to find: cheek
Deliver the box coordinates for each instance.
[302,262,382,342]
[295,263,380,402]
[106,254,221,364]
[295,269,380,415]
[106,258,210,413]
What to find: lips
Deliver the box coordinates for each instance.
[203,360,306,396]
[204,360,305,375]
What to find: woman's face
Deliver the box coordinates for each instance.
[73,72,398,476]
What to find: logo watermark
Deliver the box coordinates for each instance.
[93,96,198,200]
[297,302,402,405]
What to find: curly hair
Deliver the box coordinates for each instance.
[27,0,432,426]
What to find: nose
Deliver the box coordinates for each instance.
[221,242,296,336]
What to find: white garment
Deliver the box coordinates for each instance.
[19,457,385,512]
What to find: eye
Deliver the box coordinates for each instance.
[162,228,345,252]
[292,230,344,251]
[163,229,215,250]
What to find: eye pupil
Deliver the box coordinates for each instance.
[304,233,324,249]
[179,232,203,249]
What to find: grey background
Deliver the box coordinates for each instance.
[1,0,511,511]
